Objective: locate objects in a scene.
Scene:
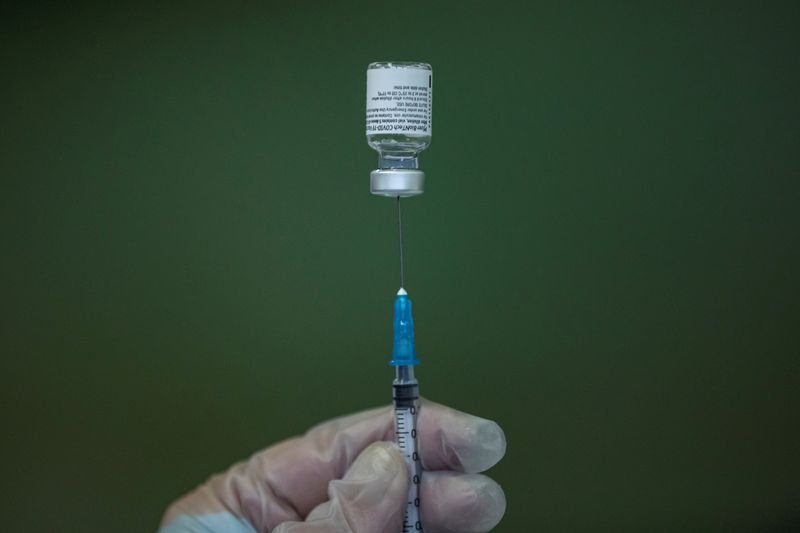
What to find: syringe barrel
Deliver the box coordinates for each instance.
[393,369,423,533]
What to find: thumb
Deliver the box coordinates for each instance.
[273,442,409,533]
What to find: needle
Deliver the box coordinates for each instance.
[397,196,405,290]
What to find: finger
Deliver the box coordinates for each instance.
[272,442,408,533]
[416,400,507,473]
[420,471,507,533]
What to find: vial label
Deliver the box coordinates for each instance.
[366,68,432,136]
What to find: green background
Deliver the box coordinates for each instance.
[2,2,799,531]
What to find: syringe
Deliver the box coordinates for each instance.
[389,287,423,533]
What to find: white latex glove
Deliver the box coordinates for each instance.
[159,399,507,533]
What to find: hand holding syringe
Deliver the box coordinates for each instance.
[158,402,506,532]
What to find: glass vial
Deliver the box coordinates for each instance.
[366,62,432,197]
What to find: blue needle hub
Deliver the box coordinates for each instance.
[390,288,420,366]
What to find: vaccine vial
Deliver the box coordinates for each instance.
[366,61,432,196]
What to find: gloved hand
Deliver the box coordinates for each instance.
[159,399,507,533]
